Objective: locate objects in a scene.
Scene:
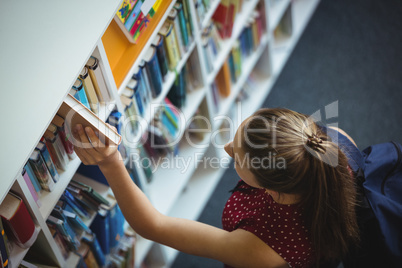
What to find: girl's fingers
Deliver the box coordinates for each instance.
[74,146,96,165]
[84,126,104,151]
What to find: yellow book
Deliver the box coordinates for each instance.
[159,21,180,70]
[79,67,99,115]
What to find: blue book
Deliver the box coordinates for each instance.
[82,232,106,267]
[151,34,169,79]
[36,142,59,182]
[71,78,90,110]
[144,46,163,98]
[77,163,109,186]
[24,162,42,193]
[161,111,177,138]
[63,210,91,234]
[61,190,90,219]
[108,202,125,250]
[90,209,110,255]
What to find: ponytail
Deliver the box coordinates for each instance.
[243,108,359,264]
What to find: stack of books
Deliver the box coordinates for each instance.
[46,178,127,267]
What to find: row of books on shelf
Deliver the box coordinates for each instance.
[114,0,163,44]
[0,174,136,268]
[202,1,266,75]
[209,5,266,112]
[20,97,125,208]
[120,48,202,138]
[71,56,112,116]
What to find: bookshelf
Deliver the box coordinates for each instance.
[0,0,319,267]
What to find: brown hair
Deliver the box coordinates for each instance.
[242,108,359,264]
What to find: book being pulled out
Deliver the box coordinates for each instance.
[58,94,122,147]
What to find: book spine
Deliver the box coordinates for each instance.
[29,152,55,192]
[152,35,169,79]
[22,168,41,207]
[168,12,185,56]
[181,0,193,41]
[175,3,189,48]
[129,12,144,36]
[39,143,60,182]
[161,23,180,70]
[73,79,91,110]
[86,56,111,102]
[24,162,42,195]
[80,68,100,115]
[145,50,163,98]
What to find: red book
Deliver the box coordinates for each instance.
[212,0,230,38]
[0,192,38,248]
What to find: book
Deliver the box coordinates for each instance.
[70,78,90,110]
[180,0,193,42]
[0,192,38,248]
[143,46,163,98]
[82,232,106,267]
[69,180,110,207]
[0,219,10,268]
[77,243,98,268]
[159,22,180,70]
[174,2,189,49]
[116,0,137,24]
[47,214,79,251]
[90,209,110,255]
[21,167,42,208]
[120,94,139,136]
[80,67,100,115]
[132,65,151,115]
[43,124,69,171]
[85,56,111,103]
[113,0,139,43]
[212,0,230,38]
[57,93,122,146]
[151,34,169,80]
[215,59,231,97]
[51,114,76,159]
[28,150,55,192]
[36,142,59,182]
[124,0,142,32]
[168,7,185,56]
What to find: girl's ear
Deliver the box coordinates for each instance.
[224,141,234,158]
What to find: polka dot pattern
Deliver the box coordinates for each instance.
[222,180,315,268]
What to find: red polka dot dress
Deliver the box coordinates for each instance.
[222,180,315,268]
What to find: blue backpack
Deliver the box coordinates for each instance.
[323,127,402,267]
[356,141,402,266]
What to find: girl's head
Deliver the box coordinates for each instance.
[225,108,359,263]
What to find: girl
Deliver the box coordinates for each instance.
[73,108,359,267]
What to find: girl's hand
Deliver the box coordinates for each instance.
[73,124,121,167]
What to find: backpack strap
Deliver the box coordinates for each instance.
[318,126,365,173]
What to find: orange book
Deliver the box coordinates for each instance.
[216,60,231,97]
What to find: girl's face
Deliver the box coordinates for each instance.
[224,120,261,189]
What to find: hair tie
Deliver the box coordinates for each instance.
[306,134,326,153]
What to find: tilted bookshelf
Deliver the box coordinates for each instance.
[0,0,319,267]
